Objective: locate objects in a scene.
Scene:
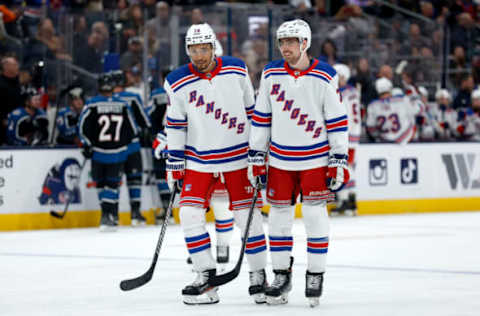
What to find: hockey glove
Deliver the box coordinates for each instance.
[247,150,267,188]
[82,146,93,159]
[326,154,350,192]
[166,155,185,192]
[152,131,168,160]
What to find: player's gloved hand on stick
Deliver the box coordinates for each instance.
[326,154,350,192]
[82,146,93,159]
[166,153,185,192]
[247,149,267,188]
[152,131,168,160]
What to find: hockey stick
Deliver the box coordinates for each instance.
[208,183,261,287]
[120,184,179,291]
[50,158,87,219]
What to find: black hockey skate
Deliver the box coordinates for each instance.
[216,245,229,264]
[182,269,219,305]
[100,212,118,232]
[131,209,146,226]
[305,271,324,307]
[249,269,267,304]
[331,193,357,216]
[265,257,294,305]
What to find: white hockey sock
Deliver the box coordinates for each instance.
[180,206,216,272]
[268,206,295,270]
[337,188,350,202]
[302,203,329,273]
[211,197,234,247]
[233,208,267,271]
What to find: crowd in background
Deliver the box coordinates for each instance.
[1,0,480,146]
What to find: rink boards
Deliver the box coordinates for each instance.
[1,143,479,231]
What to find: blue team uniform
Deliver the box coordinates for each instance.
[7,107,48,146]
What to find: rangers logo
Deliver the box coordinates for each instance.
[185,184,192,192]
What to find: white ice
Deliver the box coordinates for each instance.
[1,212,480,316]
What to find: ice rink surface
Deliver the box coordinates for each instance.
[2,211,480,316]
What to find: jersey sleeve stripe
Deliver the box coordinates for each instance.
[270,141,330,158]
[325,115,348,123]
[305,73,330,83]
[172,77,202,92]
[184,143,248,164]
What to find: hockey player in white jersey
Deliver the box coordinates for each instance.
[366,77,420,144]
[163,23,267,305]
[331,64,360,215]
[248,19,349,307]
[429,89,459,140]
[456,88,480,141]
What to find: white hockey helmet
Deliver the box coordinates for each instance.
[391,87,404,96]
[375,77,393,95]
[435,89,451,101]
[418,86,428,98]
[333,64,351,82]
[214,39,223,56]
[276,19,311,52]
[185,23,216,56]
[471,88,480,100]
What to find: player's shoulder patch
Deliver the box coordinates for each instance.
[11,107,24,116]
[166,64,192,87]
[220,56,246,69]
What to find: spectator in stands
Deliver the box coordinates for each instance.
[6,87,48,146]
[350,57,376,106]
[147,2,171,69]
[449,45,469,87]
[453,74,475,109]
[419,1,436,36]
[74,21,108,74]
[318,38,337,65]
[400,23,431,56]
[120,36,143,70]
[191,8,205,25]
[142,0,157,20]
[451,12,477,59]
[378,64,394,81]
[0,55,22,145]
[121,3,144,51]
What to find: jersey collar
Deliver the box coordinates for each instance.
[284,58,318,78]
[189,57,223,80]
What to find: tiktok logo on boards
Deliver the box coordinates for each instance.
[400,158,418,184]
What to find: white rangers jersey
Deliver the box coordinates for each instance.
[366,96,420,143]
[249,59,348,171]
[428,103,459,140]
[339,84,361,149]
[164,56,255,172]
[463,111,480,141]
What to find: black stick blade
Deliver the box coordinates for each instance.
[208,266,241,286]
[50,210,64,219]
[120,268,154,291]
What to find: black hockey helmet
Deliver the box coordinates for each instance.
[110,70,126,87]
[97,73,113,92]
[21,85,39,102]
